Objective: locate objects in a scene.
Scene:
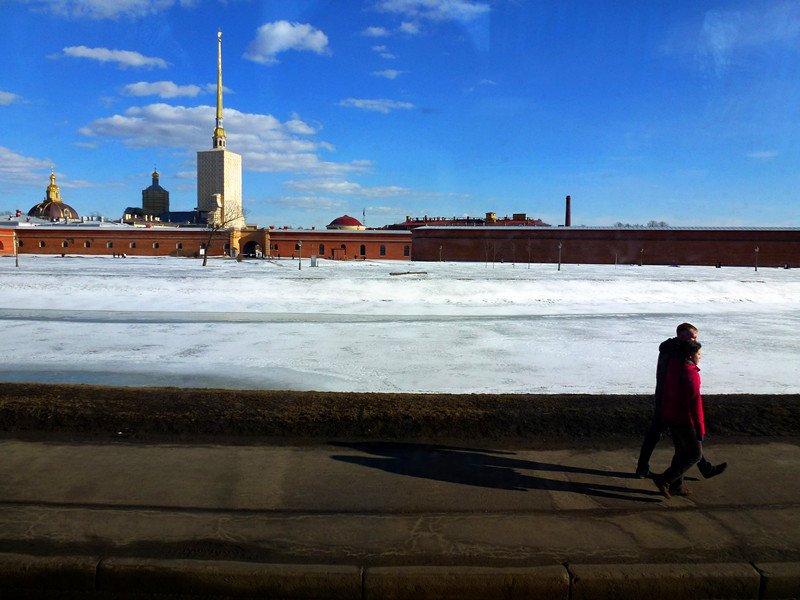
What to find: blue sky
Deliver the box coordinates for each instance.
[2,0,800,228]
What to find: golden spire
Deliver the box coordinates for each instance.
[213,29,226,148]
[45,167,62,203]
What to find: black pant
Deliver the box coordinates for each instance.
[638,408,712,475]
[662,422,703,492]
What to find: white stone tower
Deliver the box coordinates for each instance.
[197,30,244,228]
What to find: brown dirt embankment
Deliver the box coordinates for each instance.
[2,383,799,446]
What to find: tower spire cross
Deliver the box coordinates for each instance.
[213,30,226,148]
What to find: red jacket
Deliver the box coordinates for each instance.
[661,359,705,436]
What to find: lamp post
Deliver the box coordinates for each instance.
[298,240,302,271]
[14,230,19,268]
[754,246,759,272]
[557,242,562,271]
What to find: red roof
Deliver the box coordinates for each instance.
[328,214,363,227]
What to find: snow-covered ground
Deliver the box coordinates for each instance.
[1,255,798,394]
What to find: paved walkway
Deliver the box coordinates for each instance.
[1,437,799,598]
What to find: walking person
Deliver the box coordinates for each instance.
[653,340,709,498]
[636,323,726,479]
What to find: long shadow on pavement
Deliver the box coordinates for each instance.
[330,441,660,503]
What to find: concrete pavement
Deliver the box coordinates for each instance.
[1,437,799,598]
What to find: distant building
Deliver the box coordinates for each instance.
[142,169,169,216]
[387,211,550,230]
[27,170,80,222]
[197,31,244,228]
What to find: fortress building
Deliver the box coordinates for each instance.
[197,31,244,228]
[27,170,80,222]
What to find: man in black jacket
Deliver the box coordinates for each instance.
[636,322,727,479]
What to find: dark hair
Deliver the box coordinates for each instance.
[676,322,697,336]
[681,340,701,359]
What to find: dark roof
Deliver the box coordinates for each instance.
[159,211,203,224]
[28,201,79,221]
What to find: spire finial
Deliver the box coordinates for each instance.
[213,29,226,148]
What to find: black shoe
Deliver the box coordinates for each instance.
[635,468,652,479]
[702,462,728,479]
[652,475,671,499]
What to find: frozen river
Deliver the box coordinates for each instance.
[1,255,798,394]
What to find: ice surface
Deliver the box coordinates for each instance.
[1,255,798,394]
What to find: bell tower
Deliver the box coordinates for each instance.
[197,30,244,228]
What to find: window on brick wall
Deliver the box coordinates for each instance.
[130,242,136,249]
[404,245,410,257]
[380,245,386,256]
[84,241,90,248]
[176,242,183,249]
[62,241,68,248]
[107,242,113,248]
[319,244,325,255]
[39,241,45,248]
[153,242,159,249]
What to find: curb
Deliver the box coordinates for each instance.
[1,554,799,599]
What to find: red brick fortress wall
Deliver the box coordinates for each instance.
[411,227,800,267]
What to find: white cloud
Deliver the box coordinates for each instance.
[78,103,367,175]
[121,81,204,98]
[15,0,202,20]
[372,45,396,59]
[0,90,23,105]
[268,196,347,211]
[58,46,169,69]
[399,21,421,35]
[372,69,404,79]
[244,21,330,65]
[746,151,779,159]
[338,98,415,113]
[663,2,800,77]
[363,26,391,37]
[285,179,411,198]
[374,0,490,23]
[285,116,317,135]
[0,146,52,186]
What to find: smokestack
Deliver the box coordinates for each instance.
[565,195,571,227]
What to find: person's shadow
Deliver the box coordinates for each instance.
[330,441,661,503]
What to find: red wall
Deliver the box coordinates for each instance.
[0,229,14,256]
[268,230,412,260]
[15,227,232,257]
[411,227,800,267]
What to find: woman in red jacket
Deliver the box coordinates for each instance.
[653,340,704,499]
